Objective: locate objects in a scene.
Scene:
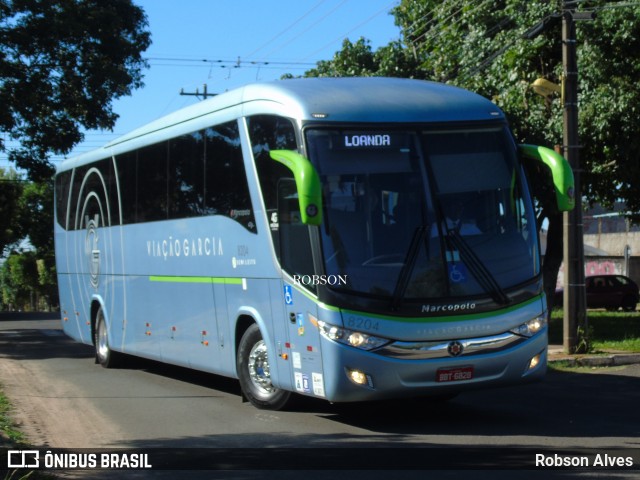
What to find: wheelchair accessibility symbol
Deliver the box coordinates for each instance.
[284,285,293,305]
[448,263,468,283]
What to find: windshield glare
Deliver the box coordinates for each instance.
[305,127,539,302]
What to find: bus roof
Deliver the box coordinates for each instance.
[58,77,505,172]
[242,77,504,123]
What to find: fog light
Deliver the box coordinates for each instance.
[346,368,373,387]
[528,353,542,370]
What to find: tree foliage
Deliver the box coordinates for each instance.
[0,171,58,309]
[18,179,54,253]
[0,0,151,181]
[1,250,38,310]
[303,37,422,79]
[302,1,640,219]
[391,0,640,219]
[0,167,24,254]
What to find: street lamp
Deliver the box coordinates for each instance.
[531,78,561,99]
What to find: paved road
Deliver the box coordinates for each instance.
[0,314,639,479]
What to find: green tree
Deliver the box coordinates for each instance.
[391,0,640,217]
[0,173,58,310]
[18,180,54,254]
[303,37,422,78]
[36,255,58,310]
[0,250,38,310]
[0,167,24,255]
[0,0,151,181]
[18,180,58,309]
[305,0,640,221]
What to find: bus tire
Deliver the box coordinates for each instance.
[94,307,122,368]
[237,323,291,410]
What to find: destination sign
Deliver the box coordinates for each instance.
[343,134,392,148]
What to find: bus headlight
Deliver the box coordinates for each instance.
[510,314,547,338]
[318,321,390,351]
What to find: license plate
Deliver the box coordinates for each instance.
[436,366,474,383]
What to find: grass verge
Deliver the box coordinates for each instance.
[547,361,628,374]
[0,389,25,446]
[549,309,640,352]
[1,387,52,480]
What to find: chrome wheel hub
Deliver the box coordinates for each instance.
[248,340,275,395]
[97,317,109,362]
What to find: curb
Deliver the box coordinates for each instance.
[548,353,640,367]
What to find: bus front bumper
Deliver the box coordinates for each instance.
[317,329,547,403]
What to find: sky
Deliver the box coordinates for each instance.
[52,0,401,164]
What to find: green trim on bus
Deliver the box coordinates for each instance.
[339,296,542,323]
[149,276,243,285]
[286,278,543,324]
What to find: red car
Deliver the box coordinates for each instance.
[554,274,639,312]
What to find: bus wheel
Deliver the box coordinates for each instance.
[94,307,122,368]
[237,323,291,410]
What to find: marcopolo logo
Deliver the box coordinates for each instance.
[292,274,348,287]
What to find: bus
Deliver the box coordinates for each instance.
[54,77,574,410]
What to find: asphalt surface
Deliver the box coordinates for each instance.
[1,312,639,480]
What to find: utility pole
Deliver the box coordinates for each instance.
[180,84,217,100]
[562,3,592,353]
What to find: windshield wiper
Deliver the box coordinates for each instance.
[447,230,510,305]
[391,225,428,311]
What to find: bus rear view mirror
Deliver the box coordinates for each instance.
[269,149,323,226]
[519,144,575,213]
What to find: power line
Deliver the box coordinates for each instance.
[258,0,350,60]
[243,0,328,59]
[145,56,316,66]
[410,0,493,46]
[297,0,399,62]
[405,0,464,43]
[588,1,640,10]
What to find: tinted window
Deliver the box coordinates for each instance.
[137,142,168,222]
[68,158,119,230]
[247,115,314,280]
[204,122,256,232]
[55,170,72,229]
[116,151,138,224]
[67,121,257,230]
[247,115,297,242]
[169,131,205,218]
[248,115,297,212]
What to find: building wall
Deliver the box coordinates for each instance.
[584,232,640,257]
[555,256,640,289]
[551,205,640,288]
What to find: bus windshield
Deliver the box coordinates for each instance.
[305,127,539,304]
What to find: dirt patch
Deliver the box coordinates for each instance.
[0,356,122,448]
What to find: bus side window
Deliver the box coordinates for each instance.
[277,179,315,287]
[247,115,298,256]
[55,170,72,230]
[204,122,257,232]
